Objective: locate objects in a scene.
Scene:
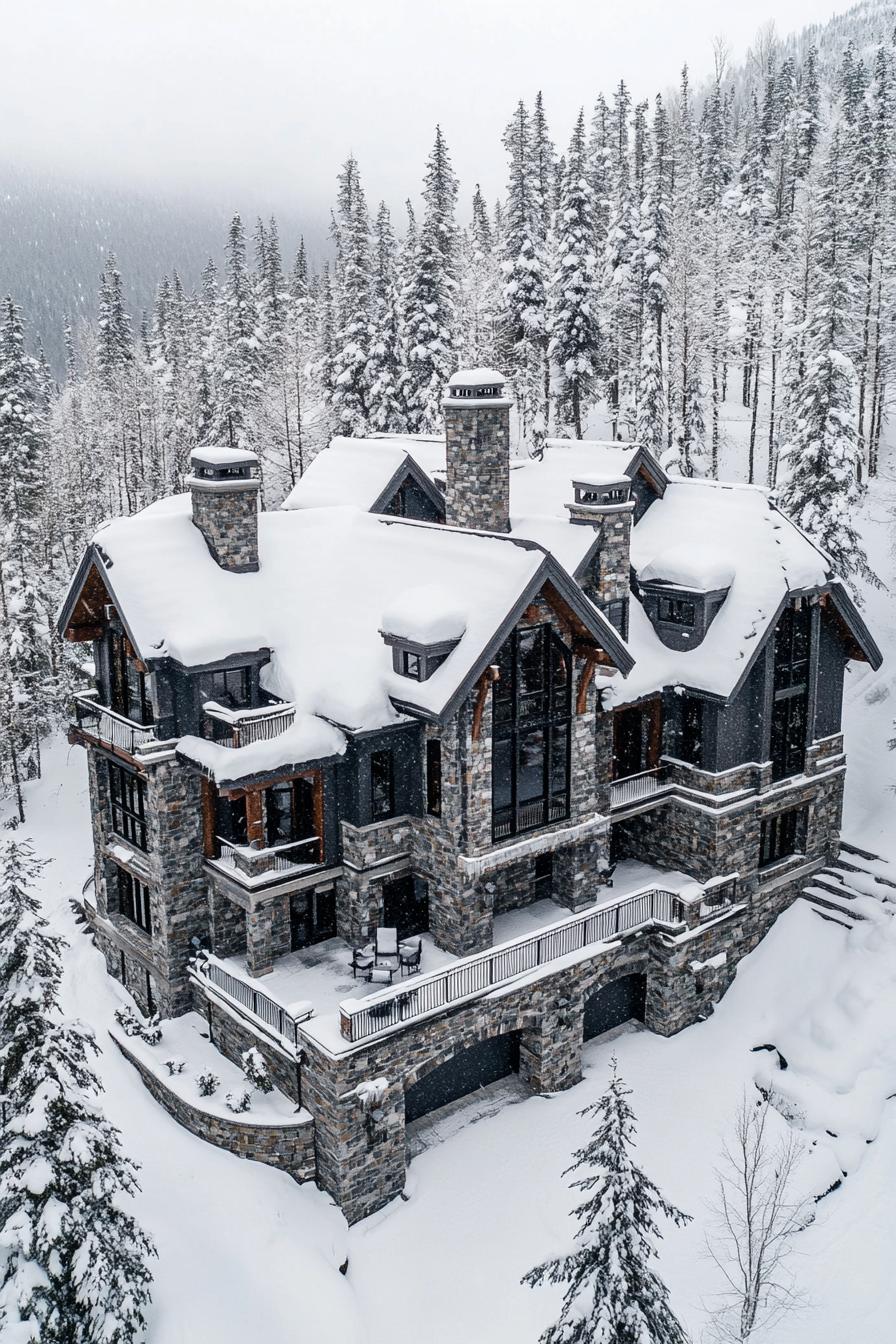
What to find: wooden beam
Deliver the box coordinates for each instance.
[201,779,217,859]
[576,655,598,715]
[245,790,265,847]
[65,624,103,643]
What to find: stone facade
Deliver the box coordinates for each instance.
[190,481,260,573]
[444,400,512,533]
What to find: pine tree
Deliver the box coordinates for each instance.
[402,127,459,432]
[457,185,500,368]
[524,1059,691,1344]
[549,111,600,437]
[366,202,406,432]
[0,839,156,1342]
[602,81,640,437]
[636,94,671,453]
[777,131,875,588]
[0,297,52,805]
[213,213,264,450]
[500,101,548,438]
[329,156,373,432]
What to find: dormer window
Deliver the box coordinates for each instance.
[380,585,466,685]
[658,596,696,627]
[402,650,422,679]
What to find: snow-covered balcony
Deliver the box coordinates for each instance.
[206,835,322,890]
[191,861,730,1057]
[71,689,160,757]
[202,698,297,748]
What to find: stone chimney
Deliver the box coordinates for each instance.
[443,369,512,533]
[187,447,260,573]
[566,476,635,635]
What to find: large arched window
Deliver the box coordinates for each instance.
[491,624,572,841]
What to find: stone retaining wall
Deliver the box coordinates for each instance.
[113,1032,316,1182]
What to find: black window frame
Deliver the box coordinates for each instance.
[206,665,251,710]
[108,761,148,851]
[402,649,423,680]
[770,600,811,782]
[491,624,572,842]
[108,631,152,726]
[600,598,629,641]
[759,807,808,869]
[657,595,696,627]
[265,775,319,855]
[426,739,442,817]
[116,865,152,935]
[678,695,703,767]
[370,749,395,822]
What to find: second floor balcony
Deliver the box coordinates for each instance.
[72,690,160,757]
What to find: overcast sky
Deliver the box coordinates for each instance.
[5,0,848,219]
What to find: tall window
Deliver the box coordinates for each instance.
[370,750,395,821]
[426,739,442,816]
[214,793,247,850]
[108,632,151,725]
[205,666,251,709]
[760,807,807,868]
[116,866,152,934]
[266,776,319,858]
[492,624,572,841]
[108,762,148,850]
[770,601,811,781]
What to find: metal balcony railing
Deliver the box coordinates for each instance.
[191,954,313,1049]
[203,700,296,747]
[339,885,682,1044]
[610,766,670,810]
[208,835,321,887]
[73,692,158,756]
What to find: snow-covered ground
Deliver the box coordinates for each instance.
[6,426,895,1343]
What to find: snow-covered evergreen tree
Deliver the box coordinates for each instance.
[0,838,156,1343]
[777,130,874,588]
[366,202,406,433]
[329,157,373,433]
[500,101,548,439]
[213,213,264,449]
[549,111,600,437]
[402,128,459,432]
[523,1059,691,1344]
[635,94,671,453]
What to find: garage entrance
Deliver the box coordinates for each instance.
[404,1032,521,1124]
[583,974,646,1041]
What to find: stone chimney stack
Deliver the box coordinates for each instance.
[187,447,260,573]
[566,476,635,635]
[443,369,512,533]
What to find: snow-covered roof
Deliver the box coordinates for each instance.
[78,498,625,753]
[283,437,445,513]
[190,446,259,467]
[617,481,831,705]
[639,543,736,592]
[280,431,862,706]
[380,585,466,645]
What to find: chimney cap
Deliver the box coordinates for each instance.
[190,445,259,469]
[447,367,506,392]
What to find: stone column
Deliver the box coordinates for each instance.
[520,991,584,1093]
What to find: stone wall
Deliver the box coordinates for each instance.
[444,403,511,533]
[112,1033,315,1182]
[190,484,259,573]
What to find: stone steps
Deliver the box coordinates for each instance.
[800,843,896,927]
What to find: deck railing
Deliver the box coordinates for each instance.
[210,835,321,884]
[73,692,158,756]
[192,954,313,1048]
[203,700,296,747]
[339,885,682,1044]
[610,766,670,810]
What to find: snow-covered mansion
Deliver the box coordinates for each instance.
[60,371,880,1223]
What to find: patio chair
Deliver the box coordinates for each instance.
[599,862,617,888]
[399,938,422,976]
[349,947,375,980]
[374,926,399,965]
